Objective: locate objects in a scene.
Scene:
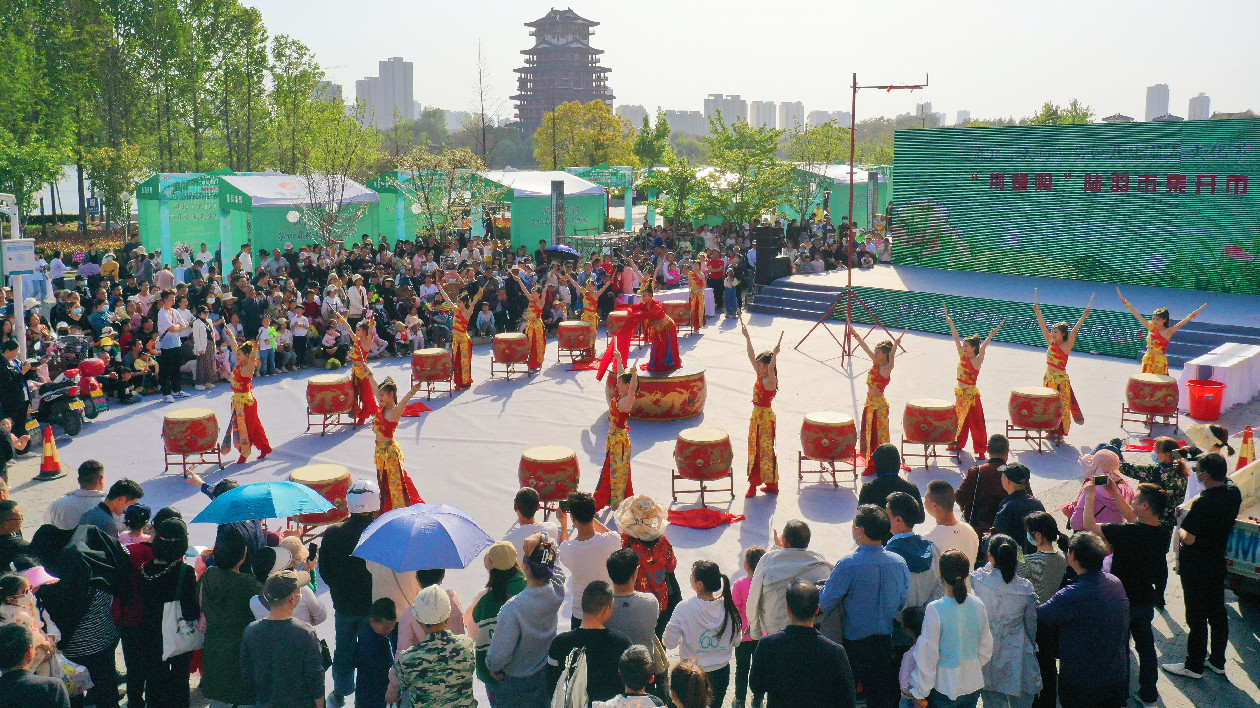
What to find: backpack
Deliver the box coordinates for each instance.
[551,646,589,708]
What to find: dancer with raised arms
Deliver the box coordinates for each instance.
[221,327,272,464]
[438,279,487,390]
[850,324,908,473]
[741,318,782,497]
[594,349,639,510]
[511,272,551,373]
[1033,289,1092,442]
[369,374,424,512]
[944,305,1006,457]
[1116,288,1206,376]
[580,275,612,359]
[331,310,379,425]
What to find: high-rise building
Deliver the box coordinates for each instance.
[445,110,469,132]
[314,80,343,104]
[616,104,649,126]
[915,101,933,118]
[1145,84,1170,122]
[663,110,707,135]
[749,101,776,128]
[806,110,829,127]
[703,94,747,124]
[354,77,382,127]
[378,57,414,126]
[1188,93,1210,120]
[831,111,852,126]
[955,109,971,126]
[512,8,613,135]
[778,101,804,130]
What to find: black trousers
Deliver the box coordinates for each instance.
[294,336,308,366]
[844,634,896,708]
[1032,620,1059,708]
[1058,678,1126,708]
[706,663,730,708]
[733,639,757,703]
[1181,561,1229,673]
[68,643,120,708]
[119,627,147,708]
[158,346,183,395]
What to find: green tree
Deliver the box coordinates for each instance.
[1028,99,1094,125]
[270,34,322,174]
[639,150,712,226]
[633,108,671,169]
[669,133,710,163]
[0,128,67,213]
[702,111,791,226]
[80,141,150,238]
[390,144,508,240]
[533,100,639,170]
[784,121,851,221]
[297,101,381,248]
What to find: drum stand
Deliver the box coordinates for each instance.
[900,437,952,467]
[1005,421,1056,452]
[797,453,859,488]
[671,468,735,508]
[556,341,592,365]
[305,408,351,435]
[490,354,527,380]
[163,445,224,476]
[286,519,330,542]
[412,375,454,400]
[1119,404,1178,432]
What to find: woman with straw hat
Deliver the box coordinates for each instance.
[614,495,677,633]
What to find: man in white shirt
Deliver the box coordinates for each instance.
[502,487,560,568]
[195,243,214,266]
[558,492,622,631]
[45,460,108,530]
[346,274,369,325]
[237,244,253,275]
[923,480,980,568]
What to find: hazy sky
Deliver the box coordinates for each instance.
[243,0,1260,123]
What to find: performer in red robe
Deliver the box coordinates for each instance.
[597,283,681,380]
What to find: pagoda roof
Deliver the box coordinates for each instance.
[521,39,604,53]
[526,7,599,28]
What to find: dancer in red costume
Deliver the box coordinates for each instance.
[438,280,487,390]
[1116,287,1206,376]
[944,304,1005,457]
[741,318,782,497]
[510,271,551,373]
[331,311,379,425]
[594,349,639,510]
[1033,289,1092,443]
[850,324,908,474]
[597,282,681,380]
[221,328,271,464]
[369,374,424,513]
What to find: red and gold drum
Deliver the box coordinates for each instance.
[800,412,857,461]
[1126,373,1179,415]
[518,445,580,502]
[493,333,529,363]
[607,311,629,337]
[663,301,691,328]
[289,464,351,527]
[902,399,957,444]
[557,321,595,351]
[307,374,353,414]
[412,348,453,382]
[162,408,219,454]
[605,363,707,421]
[674,427,734,480]
[1009,387,1062,430]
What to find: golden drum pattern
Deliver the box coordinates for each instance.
[663,300,691,328]
[289,464,351,526]
[1125,373,1179,415]
[902,398,957,444]
[162,408,218,454]
[557,321,596,350]
[518,445,581,501]
[675,427,734,481]
[800,412,857,461]
[1008,386,1063,430]
[493,333,530,364]
[411,348,453,382]
[605,364,707,421]
[307,374,353,414]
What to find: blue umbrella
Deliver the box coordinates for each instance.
[191,481,334,524]
[352,504,493,571]
[545,244,582,262]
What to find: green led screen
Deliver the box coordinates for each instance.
[889,120,1260,294]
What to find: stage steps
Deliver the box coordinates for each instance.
[750,279,1260,369]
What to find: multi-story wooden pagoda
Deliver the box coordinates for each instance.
[512,8,614,134]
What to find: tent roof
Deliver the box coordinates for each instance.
[219,174,378,208]
[793,163,889,183]
[481,170,605,199]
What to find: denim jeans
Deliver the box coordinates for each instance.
[486,670,548,708]
[724,287,739,316]
[332,612,371,697]
[258,348,275,375]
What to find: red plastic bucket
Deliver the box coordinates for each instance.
[1186,379,1226,421]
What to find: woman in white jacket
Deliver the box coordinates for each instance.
[909,549,993,708]
[191,305,218,390]
[970,534,1041,708]
[663,560,742,707]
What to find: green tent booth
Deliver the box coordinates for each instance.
[137,168,239,264]
[783,164,892,228]
[366,170,423,243]
[216,174,380,272]
[481,170,607,250]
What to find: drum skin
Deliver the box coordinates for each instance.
[903,398,957,444]
[519,445,580,501]
[607,311,628,336]
[801,412,857,461]
[558,322,595,350]
[1126,373,1178,415]
[412,348,453,382]
[1008,387,1062,430]
[307,374,353,414]
[604,364,707,421]
[163,408,218,454]
[290,464,351,526]
[494,333,530,363]
[674,427,734,481]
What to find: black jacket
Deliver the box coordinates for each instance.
[0,668,70,708]
[319,514,374,615]
[992,489,1046,553]
[750,625,856,708]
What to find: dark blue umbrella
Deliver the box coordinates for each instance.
[191,482,334,524]
[351,503,493,570]
[545,244,582,262]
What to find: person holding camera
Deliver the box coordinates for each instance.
[485,532,567,707]
[1120,436,1191,526]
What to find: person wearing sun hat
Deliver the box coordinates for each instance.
[614,496,678,632]
[391,584,477,706]
[464,541,527,692]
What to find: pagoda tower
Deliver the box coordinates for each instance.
[512,8,614,135]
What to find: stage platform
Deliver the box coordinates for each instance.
[750,265,1260,369]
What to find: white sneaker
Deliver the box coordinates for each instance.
[1206,660,1227,675]
[162,395,175,403]
[194,385,206,391]
[1161,663,1203,679]
[174,391,192,398]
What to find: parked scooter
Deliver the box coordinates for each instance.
[25,362,85,436]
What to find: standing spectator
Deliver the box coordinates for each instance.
[991,464,1045,554]
[353,599,397,708]
[393,568,464,662]
[1083,481,1170,705]
[464,542,527,697]
[485,532,566,707]
[819,505,910,708]
[923,480,980,566]
[1162,453,1242,681]
[746,520,831,639]
[749,580,857,708]
[135,519,199,708]
[884,492,942,616]
[240,572,326,708]
[1037,532,1130,708]
[77,478,144,540]
[346,274,369,327]
[0,342,33,459]
[663,561,741,707]
[1063,449,1135,531]
[906,550,994,708]
[155,289,190,402]
[199,528,262,708]
[956,434,1010,536]
[391,584,477,707]
[858,444,922,510]
[0,500,28,570]
[730,546,765,708]
[604,548,660,657]
[970,535,1041,708]
[558,492,622,630]
[321,479,379,707]
[1119,436,1190,526]
[615,496,677,634]
[594,645,664,708]
[502,487,560,568]
[1017,512,1070,708]
[44,460,108,530]
[0,623,70,708]
[547,581,632,704]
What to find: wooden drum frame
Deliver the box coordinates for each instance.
[411,348,454,399]
[900,398,957,467]
[162,407,224,476]
[305,373,354,435]
[671,427,734,507]
[491,333,530,380]
[1005,386,1063,452]
[798,412,858,487]
[1121,373,1179,431]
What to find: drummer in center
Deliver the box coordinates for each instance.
[944,304,1005,457]
[369,374,424,513]
[438,277,487,390]
[742,317,781,497]
[594,349,639,510]
[222,327,271,464]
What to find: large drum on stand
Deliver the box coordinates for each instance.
[492,333,530,379]
[1007,386,1063,452]
[306,374,353,434]
[1122,372,1179,429]
[607,311,629,341]
[518,445,581,520]
[799,412,858,487]
[289,464,351,539]
[162,407,223,475]
[556,321,596,362]
[672,427,734,506]
[901,398,957,467]
[411,347,454,398]
[663,301,692,332]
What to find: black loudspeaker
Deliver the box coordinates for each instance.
[756,254,792,285]
[752,226,784,251]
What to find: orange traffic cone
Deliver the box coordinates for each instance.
[1237,425,1255,470]
[35,425,66,481]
